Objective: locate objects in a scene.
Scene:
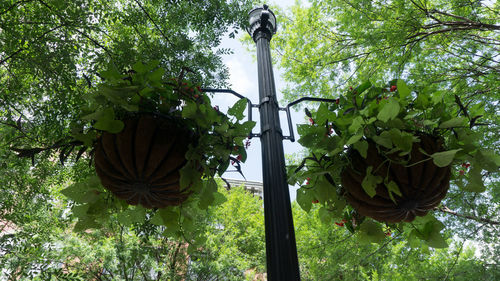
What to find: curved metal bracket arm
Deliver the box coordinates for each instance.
[201,88,260,139]
[284,97,339,142]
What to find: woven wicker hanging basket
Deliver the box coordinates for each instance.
[341,134,451,223]
[94,114,194,209]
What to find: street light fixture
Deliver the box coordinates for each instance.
[247,4,301,281]
[204,4,338,280]
[247,5,277,40]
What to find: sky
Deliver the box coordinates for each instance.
[213,1,309,201]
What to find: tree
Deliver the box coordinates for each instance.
[1,0,499,279]
[294,203,500,280]
[273,0,499,274]
[1,0,253,157]
[0,0,254,279]
[273,0,499,102]
[187,185,266,280]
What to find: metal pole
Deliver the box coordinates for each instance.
[248,5,301,280]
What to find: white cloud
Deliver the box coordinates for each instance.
[226,58,253,95]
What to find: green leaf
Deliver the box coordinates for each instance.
[430,149,461,167]
[439,117,467,129]
[372,132,392,149]
[150,211,164,225]
[100,64,121,81]
[73,131,97,147]
[212,191,228,206]
[314,177,337,204]
[94,118,124,133]
[147,67,165,82]
[358,220,385,244]
[158,208,180,230]
[198,179,218,209]
[462,166,485,192]
[62,182,101,204]
[318,207,332,224]
[296,187,313,212]
[348,116,364,133]
[388,129,414,154]
[74,216,100,232]
[132,61,147,73]
[425,220,448,248]
[92,108,124,133]
[316,103,331,124]
[396,79,411,100]
[179,164,201,189]
[476,149,500,173]
[426,230,448,248]
[346,133,363,146]
[386,180,402,203]
[361,166,383,197]
[182,101,198,119]
[117,207,146,226]
[377,98,400,122]
[353,140,368,158]
[227,99,247,120]
[356,80,372,95]
[72,204,90,218]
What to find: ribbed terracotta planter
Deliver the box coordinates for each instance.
[94,114,194,209]
[341,134,451,223]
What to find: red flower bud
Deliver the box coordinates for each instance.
[335,222,345,227]
[213,106,219,111]
[390,85,397,92]
[459,170,465,175]
[385,231,392,236]
[312,199,319,204]
[335,98,340,104]
[309,118,315,125]
[236,154,242,161]
[194,94,199,99]
[306,177,311,185]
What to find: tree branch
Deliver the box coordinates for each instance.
[133,0,173,46]
[0,24,65,65]
[435,206,500,226]
[0,0,33,16]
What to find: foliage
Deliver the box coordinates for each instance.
[273,0,499,104]
[57,60,255,242]
[289,78,499,248]
[1,173,498,280]
[1,0,256,249]
[294,203,500,281]
[187,185,266,280]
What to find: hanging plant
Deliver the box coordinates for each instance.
[56,61,255,242]
[290,80,499,247]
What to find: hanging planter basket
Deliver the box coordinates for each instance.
[94,114,195,209]
[341,134,451,223]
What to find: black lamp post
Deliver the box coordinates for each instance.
[247,5,301,281]
[204,4,337,280]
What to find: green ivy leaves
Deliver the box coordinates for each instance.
[227,99,247,120]
[377,98,400,122]
[361,166,383,198]
[291,78,499,249]
[430,149,461,167]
